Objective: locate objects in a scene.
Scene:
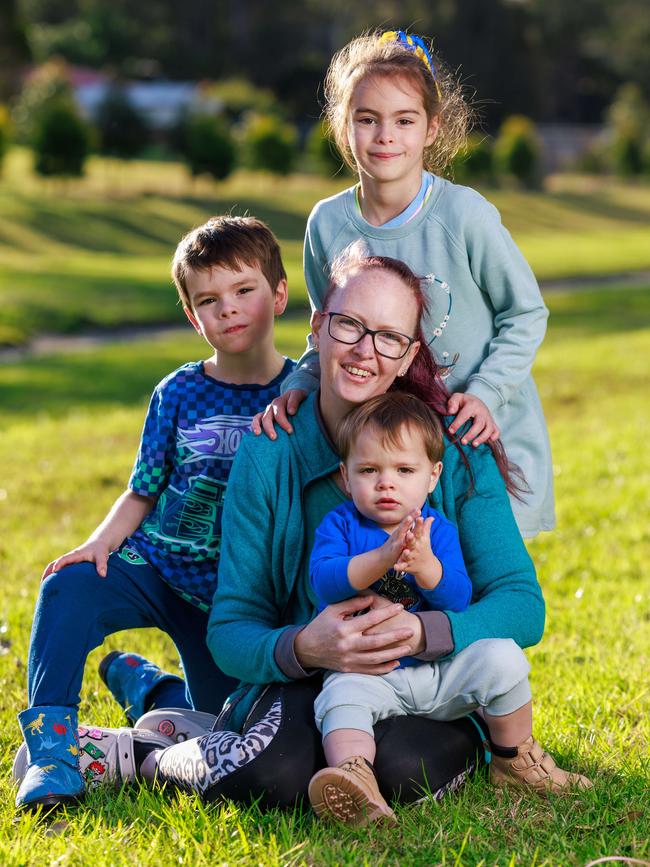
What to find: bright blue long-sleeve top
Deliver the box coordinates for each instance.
[310,500,472,614]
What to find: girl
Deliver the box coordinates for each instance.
[256,29,554,538]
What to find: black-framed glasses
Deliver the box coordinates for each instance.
[326,312,416,360]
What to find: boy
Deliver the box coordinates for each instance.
[15,216,295,812]
[307,393,591,827]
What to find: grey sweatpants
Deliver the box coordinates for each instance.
[315,638,531,738]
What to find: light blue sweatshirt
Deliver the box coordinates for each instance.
[283,175,555,537]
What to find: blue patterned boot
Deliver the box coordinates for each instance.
[99,651,185,725]
[16,706,85,812]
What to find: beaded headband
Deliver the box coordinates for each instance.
[379,30,442,99]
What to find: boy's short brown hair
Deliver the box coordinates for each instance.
[337,392,445,465]
[172,216,287,307]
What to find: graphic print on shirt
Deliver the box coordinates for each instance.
[177,414,254,463]
[423,274,459,380]
[140,475,226,558]
[374,570,420,611]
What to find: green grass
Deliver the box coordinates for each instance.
[0,285,648,863]
[2,147,650,345]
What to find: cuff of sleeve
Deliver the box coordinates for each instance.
[413,611,454,661]
[280,369,320,395]
[273,626,313,679]
[465,377,504,413]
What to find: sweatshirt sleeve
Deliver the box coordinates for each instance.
[462,198,549,412]
[444,445,546,655]
[418,515,472,612]
[207,438,297,684]
[309,509,357,605]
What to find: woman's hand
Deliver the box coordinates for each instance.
[447,392,500,447]
[294,594,416,674]
[251,390,308,440]
[362,594,426,655]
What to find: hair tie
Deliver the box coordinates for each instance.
[379,30,441,98]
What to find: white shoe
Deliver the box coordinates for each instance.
[13,724,172,789]
[133,708,217,743]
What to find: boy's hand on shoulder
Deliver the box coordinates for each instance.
[42,539,112,581]
[447,392,500,447]
[251,390,307,440]
[394,516,441,589]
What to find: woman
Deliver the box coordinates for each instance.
[135,250,545,807]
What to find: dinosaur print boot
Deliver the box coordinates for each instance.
[16,706,85,812]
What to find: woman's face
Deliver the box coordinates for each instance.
[312,267,421,418]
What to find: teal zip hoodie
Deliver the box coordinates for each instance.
[207,393,545,726]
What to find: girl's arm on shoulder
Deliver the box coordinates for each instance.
[462,197,549,412]
[444,443,545,654]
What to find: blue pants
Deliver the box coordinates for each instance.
[28,550,237,714]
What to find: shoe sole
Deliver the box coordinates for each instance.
[308,769,397,827]
[16,793,83,814]
[98,650,122,687]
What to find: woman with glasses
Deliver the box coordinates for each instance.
[134,249,544,809]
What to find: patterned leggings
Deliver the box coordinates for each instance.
[154,678,486,808]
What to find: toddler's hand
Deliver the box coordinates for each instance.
[251,390,307,440]
[42,539,112,581]
[382,509,420,564]
[394,516,441,589]
[447,393,499,447]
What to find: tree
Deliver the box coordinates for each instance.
[95,85,149,158]
[182,113,236,180]
[33,101,91,176]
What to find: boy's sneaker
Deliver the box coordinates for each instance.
[14,723,173,794]
[99,650,184,725]
[489,736,593,795]
[133,708,218,743]
[308,756,397,827]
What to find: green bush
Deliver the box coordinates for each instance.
[33,102,91,177]
[183,112,236,180]
[494,115,542,188]
[307,120,347,177]
[95,86,149,158]
[200,78,280,123]
[0,105,12,174]
[11,60,74,144]
[451,133,494,185]
[606,83,649,177]
[242,114,298,176]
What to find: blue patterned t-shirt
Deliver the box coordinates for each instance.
[126,358,295,610]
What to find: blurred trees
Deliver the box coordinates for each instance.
[12,0,649,128]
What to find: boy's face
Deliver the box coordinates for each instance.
[340,423,442,533]
[184,263,287,356]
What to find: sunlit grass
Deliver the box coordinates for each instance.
[2,148,650,346]
[0,285,648,863]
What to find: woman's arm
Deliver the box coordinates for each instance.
[444,444,546,654]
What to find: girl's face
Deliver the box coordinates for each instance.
[348,74,438,190]
[312,268,421,420]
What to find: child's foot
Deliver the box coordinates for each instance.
[308,756,397,827]
[489,736,592,795]
[99,650,184,725]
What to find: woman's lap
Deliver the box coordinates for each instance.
[154,677,486,808]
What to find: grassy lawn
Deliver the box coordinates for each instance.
[0,284,648,864]
[2,147,650,346]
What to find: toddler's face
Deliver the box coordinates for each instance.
[341,422,441,533]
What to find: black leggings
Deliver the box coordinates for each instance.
[155,678,486,808]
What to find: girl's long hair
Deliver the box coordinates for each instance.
[325,248,527,498]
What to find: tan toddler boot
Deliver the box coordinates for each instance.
[490,736,592,795]
[308,756,397,827]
